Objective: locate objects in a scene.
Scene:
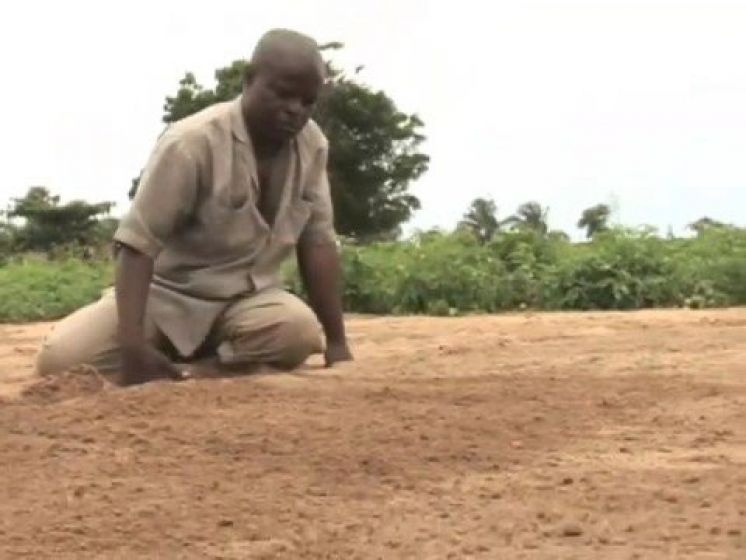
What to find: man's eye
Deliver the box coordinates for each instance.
[270,83,292,97]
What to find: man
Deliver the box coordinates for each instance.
[35,29,353,385]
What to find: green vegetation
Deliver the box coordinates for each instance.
[2,224,744,323]
[3,187,114,254]
[0,258,113,322]
[577,204,611,239]
[294,225,746,315]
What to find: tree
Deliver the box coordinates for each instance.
[134,48,429,241]
[688,216,727,236]
[9,187,113,252]
[577,203,611,239]
[0,210,14,261]
[506,201,549,235]
[458,197,502,243]
[93,217,121,246]
[315,74,428,240]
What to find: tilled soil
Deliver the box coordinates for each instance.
[1,309,744,559]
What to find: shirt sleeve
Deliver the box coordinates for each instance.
[299,144,338,246]
[114,134,199,259]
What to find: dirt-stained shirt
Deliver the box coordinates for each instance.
[114,96,336,357]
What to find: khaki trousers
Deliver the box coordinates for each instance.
[35,288,324,377]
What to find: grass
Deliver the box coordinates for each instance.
[0,258,113,322]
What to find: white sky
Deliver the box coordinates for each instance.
[1,0,745,238]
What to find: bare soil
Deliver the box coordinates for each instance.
[1,309,744,559]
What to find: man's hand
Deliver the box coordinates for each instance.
[115,245,188,386]
[325,339,353,367]
[297,241,351,369]
[120,343,188,386]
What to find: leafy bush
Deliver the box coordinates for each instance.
[669,227,746,307]
[546,228,681,310]
[328,226,746,314]
[3,226,745,322]
[0,257,113,322]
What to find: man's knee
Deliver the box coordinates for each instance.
[33,298,123,377]
[273,310,323,368]
[220,302,323,369]
[34,336,84,377]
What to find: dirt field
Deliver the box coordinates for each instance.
[1,309,744,559]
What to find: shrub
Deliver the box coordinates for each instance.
[0,257,113,322]
[3,226,746,322]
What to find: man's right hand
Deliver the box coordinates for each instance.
[120,343,188,386]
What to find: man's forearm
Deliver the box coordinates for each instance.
[297,242,347,343]
[115,244,155,348]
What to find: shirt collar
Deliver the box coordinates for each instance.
[230,95,251,145]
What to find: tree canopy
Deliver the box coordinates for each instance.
[459,197,502,243]
[7,187,113,252]
[578,204,611,239]
[688,216,730,236]
[505,201,549,235]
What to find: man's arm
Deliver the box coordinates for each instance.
[115,244,183,385]
[297,140,351,366]
[297,241,352,366]
[112,134,198,385]
[115,244,154,348]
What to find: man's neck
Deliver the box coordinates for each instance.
[241,102,285,159]
[251,133,285,160]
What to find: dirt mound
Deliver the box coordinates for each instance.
[19,366,109,404]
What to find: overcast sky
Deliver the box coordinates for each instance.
[1,0,745,238]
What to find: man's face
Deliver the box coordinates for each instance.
[246,57,324,142]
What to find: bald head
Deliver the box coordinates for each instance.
[242,29,326,146]
[250,29,325,81]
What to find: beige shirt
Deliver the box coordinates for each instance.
[114,96,336,357]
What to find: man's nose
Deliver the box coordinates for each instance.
[285,97,304,116]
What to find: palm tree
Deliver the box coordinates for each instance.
[688,216,726,237]
[506,201,549,235]
[577,204,611,239]
[459,197,501,243]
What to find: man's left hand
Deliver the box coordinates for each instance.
[325,340,353,367]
